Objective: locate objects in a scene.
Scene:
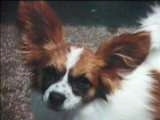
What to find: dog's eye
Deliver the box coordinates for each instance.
[78,76,91,89]
[42,67,62,82]
[69,75,92,96]
[41,66,64,91]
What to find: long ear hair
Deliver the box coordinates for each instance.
[18,1,65,66]
[97,32,150,70]
[96,31,150,93]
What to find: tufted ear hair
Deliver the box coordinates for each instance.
[96,31,151,93]
[18,1,65,66]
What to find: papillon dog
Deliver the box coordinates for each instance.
[18,2,160,120]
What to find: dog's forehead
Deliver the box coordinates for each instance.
[47,45,83,71]
[71,49,105,77]
[66,46,84,70]
[48,45,104,79]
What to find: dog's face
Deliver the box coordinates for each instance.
[33,45,108,110]
[40,46,105,110]
[19,2,150,111]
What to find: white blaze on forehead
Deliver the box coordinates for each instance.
[43,46,84,109]
[66,46,84,70]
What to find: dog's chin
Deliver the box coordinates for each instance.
[46,102,79,112]
[46,102,65,112]
[49,106,64,112]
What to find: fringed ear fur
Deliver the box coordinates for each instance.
[18,1,65,66]
[96,31,151,93]
[97,32,150,70]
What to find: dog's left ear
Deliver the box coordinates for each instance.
[96,32,150,94]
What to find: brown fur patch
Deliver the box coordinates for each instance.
[47,44,69,71]
[19,1,64,45]
[19,1,65,67]
[71,48,105,87]
[151,70,160,120]
[21,36,50,67]
[100,70,122,93]
[96,31,150,69]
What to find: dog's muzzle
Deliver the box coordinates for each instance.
[47,91,66,110]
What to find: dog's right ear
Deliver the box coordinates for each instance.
[18,1,65,66]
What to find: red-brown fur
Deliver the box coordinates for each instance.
[96,32,150,70]
[95,32,151,92]
[151,70,160,120]
[19,1,64,45]
[19,1,65,67]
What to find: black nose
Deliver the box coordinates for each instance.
[48,91,66,108]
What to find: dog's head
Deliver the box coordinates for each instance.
[19,2,150,111]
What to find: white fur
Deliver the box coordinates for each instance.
[43,46,84,109]
[73,5,160,120]
[67,46,84,70]
[138,5,160,50]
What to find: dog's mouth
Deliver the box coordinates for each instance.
[46,101,64,111]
